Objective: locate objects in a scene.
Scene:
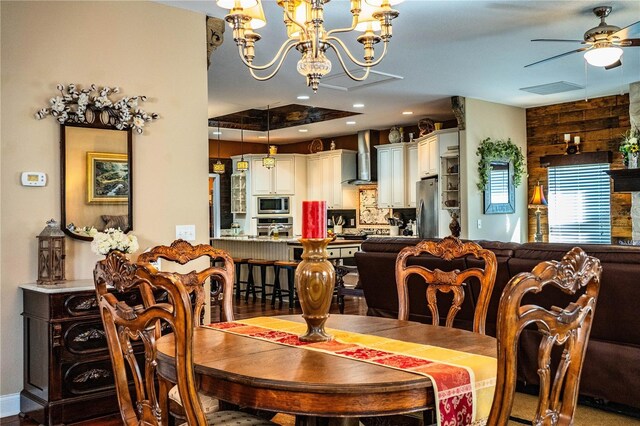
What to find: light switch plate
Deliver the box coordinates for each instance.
[477,219,482,229]
[176,225,196,241]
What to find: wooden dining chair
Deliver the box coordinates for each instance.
[137,240,235,421]
[94,251,275,426]
[395,236,498,334]
[137,239,235,325]
[487,247,601,426]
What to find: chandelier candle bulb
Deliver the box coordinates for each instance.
[564,134,571,142]
[302,201,327,239]
[574,136,580,145]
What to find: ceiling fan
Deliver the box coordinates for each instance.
[526,6,640,70]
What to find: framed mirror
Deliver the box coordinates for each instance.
[61,124,133,240]
[483,160,515,214]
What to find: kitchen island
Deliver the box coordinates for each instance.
[210,236,362,262]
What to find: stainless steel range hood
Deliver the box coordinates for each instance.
[347,130,380,185]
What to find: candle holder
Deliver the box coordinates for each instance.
[295,238,335,342]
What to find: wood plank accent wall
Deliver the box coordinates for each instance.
[526,94,631,243]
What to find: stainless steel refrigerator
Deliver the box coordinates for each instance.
[416,176,438,238]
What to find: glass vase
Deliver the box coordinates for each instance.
[628,153,638,169]
[295,238,335,342]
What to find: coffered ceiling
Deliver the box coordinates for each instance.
[158,1,640,144]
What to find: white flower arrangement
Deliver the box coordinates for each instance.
[91,228,139,255]
[35,84,158,134]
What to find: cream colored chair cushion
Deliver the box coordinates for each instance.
[179,410,276,426]
[168,385,220,414]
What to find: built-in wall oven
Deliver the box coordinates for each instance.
[257,196,290,215]
[256,216,293,237]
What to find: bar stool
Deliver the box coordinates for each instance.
[232,258,249,300]
[273,260,299,308]
[246,259,276,303]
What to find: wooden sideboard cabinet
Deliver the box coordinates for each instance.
[20,280,128,425]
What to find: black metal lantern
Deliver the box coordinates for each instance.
[37,219,66,285]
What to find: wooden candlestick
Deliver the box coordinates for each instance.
[295,238,335,342]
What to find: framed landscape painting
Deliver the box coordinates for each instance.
[86,152,129,204]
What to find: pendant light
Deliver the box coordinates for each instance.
[262,105,276,169]
[236,125,249,172]
[213,124,226,174]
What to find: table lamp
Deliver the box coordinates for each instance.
[529,183,548,243]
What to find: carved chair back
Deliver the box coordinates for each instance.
[137,239,235,324]
[487,247,601,426]
[94,251,206,426]
[395,236,497,334]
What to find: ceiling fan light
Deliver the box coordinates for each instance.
[584,46,623,67]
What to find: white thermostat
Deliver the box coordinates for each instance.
[21,172,47,187]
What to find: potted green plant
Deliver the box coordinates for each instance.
[619,128,640,168]
[476,137,525,191]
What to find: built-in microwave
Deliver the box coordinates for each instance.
[257,196,290,215]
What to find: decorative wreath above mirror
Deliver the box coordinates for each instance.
[35,84,158,134]
[476,137,525,190]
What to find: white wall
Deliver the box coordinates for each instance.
[460,98,527,242]
[1,0,209,406]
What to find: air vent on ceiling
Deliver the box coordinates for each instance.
[319,69,403,91]
[520,81,584,95]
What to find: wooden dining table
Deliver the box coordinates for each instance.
[156,315,497,426]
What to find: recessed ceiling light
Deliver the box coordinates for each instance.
[297,95,310,100]
[353,103,365,108]
[402,111,413,115]
[346,121,356,125]
[298,129,308,133]
[258,135,267,139]
[211,131,222,135]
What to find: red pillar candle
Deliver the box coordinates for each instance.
[302,201,327,239]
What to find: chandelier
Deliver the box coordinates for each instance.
[216,0,402,92]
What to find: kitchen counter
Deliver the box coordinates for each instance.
[213,236,297,243]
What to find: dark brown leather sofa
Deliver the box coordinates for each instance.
[355,237,640,410]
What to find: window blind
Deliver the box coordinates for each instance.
[547,163,611,244]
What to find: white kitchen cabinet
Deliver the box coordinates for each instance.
[416,129,458,178]
[417,136,438,178]
[251,155,295,195]
[307,156,321,200]
[230,173,246,214]
[406,142,418,207]
[376,144,407,208]
[306,150,356,209]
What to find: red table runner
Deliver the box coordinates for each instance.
[206,317,496,426]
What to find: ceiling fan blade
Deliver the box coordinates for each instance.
[605,59,622,70]
[611,20,640,40]
[531,38,585,43]
[620,38,640,47]
[525,47,590,68]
